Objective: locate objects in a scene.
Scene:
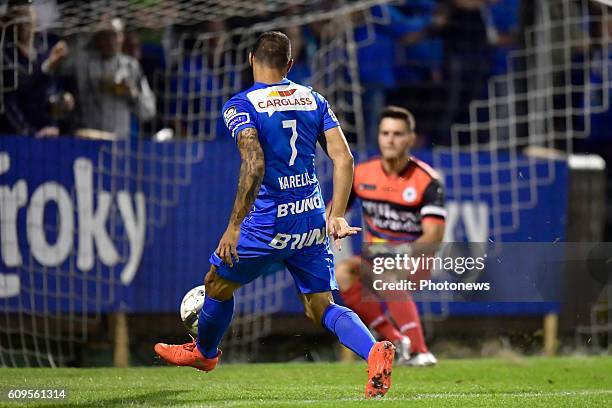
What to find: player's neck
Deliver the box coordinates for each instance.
[381,156,410,176]
[253,67,287,85]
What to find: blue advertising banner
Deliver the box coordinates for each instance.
[0,135,568,315]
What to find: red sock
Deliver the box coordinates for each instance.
[340,281,404,343]
[385,299,428,353]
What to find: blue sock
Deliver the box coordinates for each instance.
[196,296,234,359]
[322,304,376,360]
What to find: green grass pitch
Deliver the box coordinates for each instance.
[1,357,611,407]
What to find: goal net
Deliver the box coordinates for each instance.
[432,0,611,242]
[428,0,611,336]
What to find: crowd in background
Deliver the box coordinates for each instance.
[0,1,155,140]
[0,0,610,150]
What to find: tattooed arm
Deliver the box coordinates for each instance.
[216,127,265,267]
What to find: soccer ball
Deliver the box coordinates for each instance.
[180,285,206,337]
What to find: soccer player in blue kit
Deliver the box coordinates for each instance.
[155,31,395,398]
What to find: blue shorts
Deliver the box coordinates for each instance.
[209,213,337,294]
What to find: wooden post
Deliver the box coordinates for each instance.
[543,313,558,356]
[113,312,129,367]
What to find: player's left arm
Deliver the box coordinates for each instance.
[322,126,362,251]
[316,94,361,250]
[418,219,445,243]
[216,127,265,266]
[415,178,446,244]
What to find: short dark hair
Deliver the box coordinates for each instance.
[379,106,415,132]
[252,31,291,70]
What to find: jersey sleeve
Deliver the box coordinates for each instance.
[420,179,446,221]
[222,97,256,141]
[314,92,340,134]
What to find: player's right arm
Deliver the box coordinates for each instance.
[216,127,265,266]
[322,126,361,250]
[216,98,264,266]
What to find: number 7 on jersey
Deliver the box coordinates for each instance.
[282,119,298,166]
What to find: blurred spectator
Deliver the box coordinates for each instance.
[436,0,495,142]
[387,0,521,145]
[123,31,142,61]
[166,20,231,139]
[389,0,445,147]
[353,5,431,146]
[124,29,166,138]
[395,0,443,83]
[0,2,70,136]
[488,0,519,76]
[573,11,612,149]
[122,30,153,138]
[286,25,312,85]
[43,18,155,139]
[487,0,519,144]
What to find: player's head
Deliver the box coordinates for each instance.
[94,17,124,58]
[377,106,416,160]
[249,31,293,76]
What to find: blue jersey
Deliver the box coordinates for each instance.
[212,78,340,293]
[221,78,339,225]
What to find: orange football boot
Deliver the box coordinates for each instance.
[365,340,395,398]
[154,340,220,372]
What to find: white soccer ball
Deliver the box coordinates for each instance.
[180,285,206,337]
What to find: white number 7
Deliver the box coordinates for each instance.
[282,119,298,166]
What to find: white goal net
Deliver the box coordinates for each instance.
[428,0,611,337]
[433,0,611,242]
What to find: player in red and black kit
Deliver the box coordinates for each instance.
[337,106,445,366]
